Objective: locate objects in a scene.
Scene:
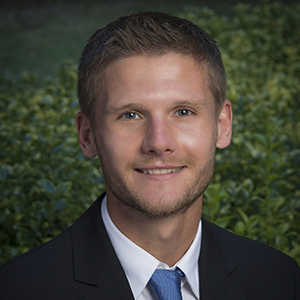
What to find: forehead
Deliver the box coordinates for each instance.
[96,53,213,112]
[105,53,204,82]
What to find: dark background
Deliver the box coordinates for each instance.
[1,0,298,78]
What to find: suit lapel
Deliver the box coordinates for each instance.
[72,194,134,300]
[80,270,134,300]
[199,219,246,300]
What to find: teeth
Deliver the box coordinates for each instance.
[141,167,182,174]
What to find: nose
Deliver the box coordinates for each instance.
[141,117,176,156]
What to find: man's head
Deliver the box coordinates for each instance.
[77,11,226,122]
[76,12,232,219]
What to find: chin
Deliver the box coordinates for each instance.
[118,191,201,219]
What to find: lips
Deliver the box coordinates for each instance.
[138,167,184,174]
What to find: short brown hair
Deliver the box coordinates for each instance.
[78,11,226,119]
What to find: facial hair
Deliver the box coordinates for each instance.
[97,146,216,219]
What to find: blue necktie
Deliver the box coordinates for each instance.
[149,268,184,300]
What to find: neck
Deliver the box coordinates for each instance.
[107,194,202,266]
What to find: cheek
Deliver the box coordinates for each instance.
[177,121,217,156]
[98,128,140,166]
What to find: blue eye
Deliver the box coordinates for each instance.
[122,112,140,119]
[175,109,192,116]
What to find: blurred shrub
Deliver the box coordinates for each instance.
[0,61,105,264]
[1,2,299,265]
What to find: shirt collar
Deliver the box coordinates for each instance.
[101,196,201,299]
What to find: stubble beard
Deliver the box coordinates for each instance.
[97,149,216,219]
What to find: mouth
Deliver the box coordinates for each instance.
[137,167,184,175]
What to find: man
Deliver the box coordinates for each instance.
[0,11,299,300]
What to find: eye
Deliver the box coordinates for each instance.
[175,109,192,117]
[122,112,141,119]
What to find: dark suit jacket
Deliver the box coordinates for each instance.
[0,193,299,299]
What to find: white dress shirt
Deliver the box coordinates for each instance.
[101,196,202,300]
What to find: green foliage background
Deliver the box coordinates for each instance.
[1,2,299,265]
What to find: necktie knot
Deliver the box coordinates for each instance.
[149,268,184,300]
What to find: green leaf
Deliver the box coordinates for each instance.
[39,180,56,193]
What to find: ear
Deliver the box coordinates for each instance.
[76,111,97,158]
[216,100,233,149]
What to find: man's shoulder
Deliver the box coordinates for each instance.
[0,226,72,273]
[0,227,93,300]
[201,219,300,296]
[202,218,299,267]
[0,196,106,300]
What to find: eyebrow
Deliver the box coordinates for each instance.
[106,98,207,114]
[106,103,144,114]
[171,99,206,107]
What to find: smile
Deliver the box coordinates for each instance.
[138,167,183,174]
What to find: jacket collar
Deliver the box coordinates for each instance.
[71,193,134,299]
[199,219,246,300]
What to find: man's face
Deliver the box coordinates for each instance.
[81,53,231,218]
